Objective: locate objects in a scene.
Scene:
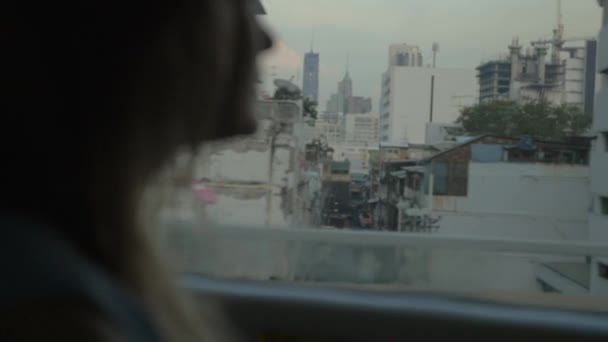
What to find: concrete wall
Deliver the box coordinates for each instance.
[166,225,548,294]
[433,162,590,240]
[590,4,608,295]
[434,162,589,219]
[164,224,294,280]
[427,251,540,292]
[599,21,608,73]
[196,143,295,227]
[564,54,585,106]
[205,147,270,183]
[190,101,307,228]
[590,138,608,205]
[425,122,463,145]
[595,87,608,133]
[383,67,477,145]
[434,214,588,240]
[331,144,376,174]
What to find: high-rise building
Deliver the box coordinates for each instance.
[477,59,511,102]
[325,94,339,115]
[477,37,597,112]
[380,43,474,145]
[388,43,424,67]
[584,39,598,114]
[325,59,372,116]
[337,69,353,113]
[302,50,320,103]
[326,65,354,115]
[346,96,372,114]
[380,66,476,145]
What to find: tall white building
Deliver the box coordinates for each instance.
[342,112,379,147]
[380,66,477,145]
[590,0,608,295]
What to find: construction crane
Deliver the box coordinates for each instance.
[530,0,593,64]
[554,0,564,57]
[530,0,563,64]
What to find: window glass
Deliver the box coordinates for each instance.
[160,0,608,311]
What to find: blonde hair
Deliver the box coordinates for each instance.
[3,0,267,339]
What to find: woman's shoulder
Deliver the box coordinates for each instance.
[0,299,128,341]
[0,216,161,342]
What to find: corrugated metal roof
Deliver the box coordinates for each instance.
[380,142,409,148]
[401,166,426,173]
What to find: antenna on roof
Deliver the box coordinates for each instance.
[346,53,350,74]
[432,42,440,68]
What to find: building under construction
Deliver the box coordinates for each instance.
[476,0,597,114]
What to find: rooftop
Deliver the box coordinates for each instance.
[424,134,592,163]
[380,142,409,148]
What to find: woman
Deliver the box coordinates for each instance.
[1,0,272,340]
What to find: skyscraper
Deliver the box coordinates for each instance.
[337,68,352,113]
[388,43,424,67]
[303,50,320,103]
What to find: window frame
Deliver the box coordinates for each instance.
[600,196,608,216]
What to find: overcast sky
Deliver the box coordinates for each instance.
[256,0,602,111]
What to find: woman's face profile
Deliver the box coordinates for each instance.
[203,0,273,140]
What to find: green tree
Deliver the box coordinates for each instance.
[306,137,333,162]
[273,87,318,120]
[457,100,591,140]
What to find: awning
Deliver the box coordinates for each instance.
[401,166,426,173]
[389,170,407,178]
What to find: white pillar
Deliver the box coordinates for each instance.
[536,46,548,85]
[509,38,522,100]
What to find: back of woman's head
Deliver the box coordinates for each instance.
[3,0,270,339]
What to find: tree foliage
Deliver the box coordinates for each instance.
[273,87,318,120]
[306,137,334,163]
[456,100,591,140]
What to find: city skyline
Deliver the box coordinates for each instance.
[258,0,601,110]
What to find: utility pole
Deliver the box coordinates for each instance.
[429,75,435,123]
[432,42,439,68]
